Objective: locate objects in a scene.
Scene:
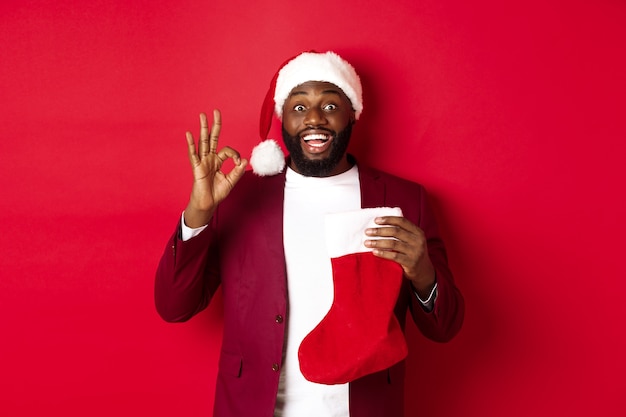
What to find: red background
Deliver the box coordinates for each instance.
[1,0,625,415]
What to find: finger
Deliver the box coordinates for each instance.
[374,216,417,230]
[365,222,423,251]
[216,146,248,185]
[367,239,407,264]
[198,112,209,156]
[365,236,404,252]
[366,225,416,243]
[216,145,242,165]
[186,131,200,166]
[366,237,419,269]
[373,216,422,237]
[209,109,221,154]
[224,157,249,188]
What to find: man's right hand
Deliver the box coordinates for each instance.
[183,110,248,228]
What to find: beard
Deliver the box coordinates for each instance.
[282,122,353,177]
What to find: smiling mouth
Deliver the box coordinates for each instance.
[301,133,331,148]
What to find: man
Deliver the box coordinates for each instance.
[155,51,464,417]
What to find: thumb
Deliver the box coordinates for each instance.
[224,158,248,187]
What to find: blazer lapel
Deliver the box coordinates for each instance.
[358,164,385,209]
[259,170,287,262]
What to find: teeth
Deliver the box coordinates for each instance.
[303,134,329,142]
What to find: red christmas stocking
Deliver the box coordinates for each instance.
[298,207,408,385]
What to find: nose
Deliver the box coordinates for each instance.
[303,107,328,127]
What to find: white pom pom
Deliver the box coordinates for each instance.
[250,139,286,176]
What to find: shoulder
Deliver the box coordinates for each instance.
[217,169,286,213]
[232,169,286,193]
[356,162,429,225]
[214,169,286,228]
[357,163,425,193]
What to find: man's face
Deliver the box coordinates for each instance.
[282,81,355,177]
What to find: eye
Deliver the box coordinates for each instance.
[293,104,306,112]
[323,103,337,111]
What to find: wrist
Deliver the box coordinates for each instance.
[412,278,436,300]
[409,262,436,299]
[183,203,215,228]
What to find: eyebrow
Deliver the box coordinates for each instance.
[288,89,343,98]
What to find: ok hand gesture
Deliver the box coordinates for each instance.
[183,110,248,228]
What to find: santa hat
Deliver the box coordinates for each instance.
[250,51,363,176]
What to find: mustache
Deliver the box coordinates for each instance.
[297,127,335,137]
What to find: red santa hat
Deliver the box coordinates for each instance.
[250,51,363,176]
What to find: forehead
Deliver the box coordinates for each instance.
[287,81,350,101]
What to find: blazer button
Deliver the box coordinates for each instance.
[272,363,280,372]
[275,314,283,323]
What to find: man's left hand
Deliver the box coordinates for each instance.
[364,216,436,299]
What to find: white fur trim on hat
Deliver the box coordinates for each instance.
[273,51,363,120]
[250,139,286,176]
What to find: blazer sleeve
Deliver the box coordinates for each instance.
[407,185,465,342]
[154,219,221,322]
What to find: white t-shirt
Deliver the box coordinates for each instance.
[274,165,361,417]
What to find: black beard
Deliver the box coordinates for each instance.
[282,123,353,177]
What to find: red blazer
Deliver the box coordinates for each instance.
[155,162,464,417]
